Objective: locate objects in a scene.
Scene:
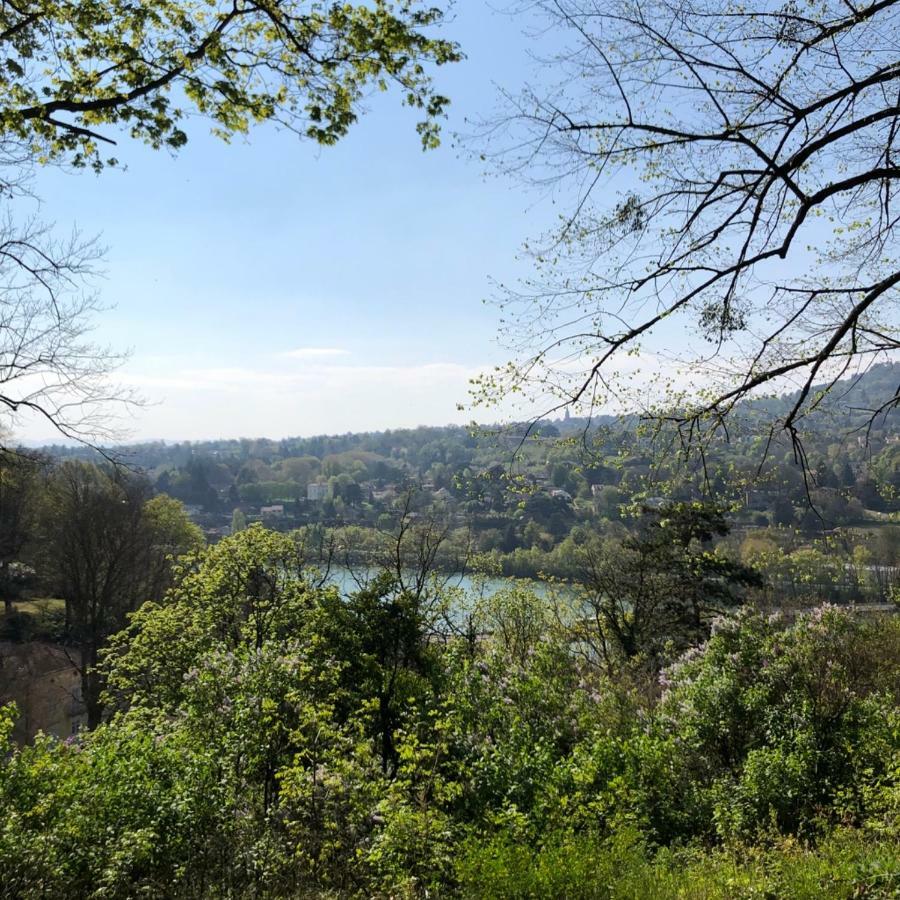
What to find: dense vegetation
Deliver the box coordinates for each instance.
[31,363,900,610]
[2,2,900,893]
[3,343,900,900]
[1,525,897,897]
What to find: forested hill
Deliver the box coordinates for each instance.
[739,361,900,430]
[18,363,899,562]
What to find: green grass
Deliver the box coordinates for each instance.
[1,598,67,642]
[7,598,65,617]
[456,828,900,899]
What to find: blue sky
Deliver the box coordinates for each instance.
[21,3,563,442]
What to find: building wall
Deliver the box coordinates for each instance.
[0,641,87,743]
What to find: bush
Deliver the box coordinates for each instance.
[655,608,900,841]
[1,527,898,900]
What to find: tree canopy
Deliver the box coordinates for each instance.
[0,0,460,169]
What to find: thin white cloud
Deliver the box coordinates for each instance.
[280,347,350,360]
[104,358,496,440]
[59,350,706,444]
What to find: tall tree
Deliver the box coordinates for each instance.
[574,502,761,668]
[475,0,900,464]
[0,449,43,614]
[41,462,202,726]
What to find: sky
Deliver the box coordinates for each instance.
[16,3,567,444]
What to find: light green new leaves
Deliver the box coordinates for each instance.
[0,0,461,169]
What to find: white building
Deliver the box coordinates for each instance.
[307,483,329,501]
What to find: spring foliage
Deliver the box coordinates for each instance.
[1,526,898,896]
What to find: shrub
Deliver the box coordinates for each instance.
[657,608,900,840]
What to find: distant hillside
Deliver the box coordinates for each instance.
[739,361,900,430]
[30,362,900,465]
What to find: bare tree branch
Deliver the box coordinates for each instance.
[471,0,900,472]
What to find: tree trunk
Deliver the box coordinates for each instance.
[1,560,12,615]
